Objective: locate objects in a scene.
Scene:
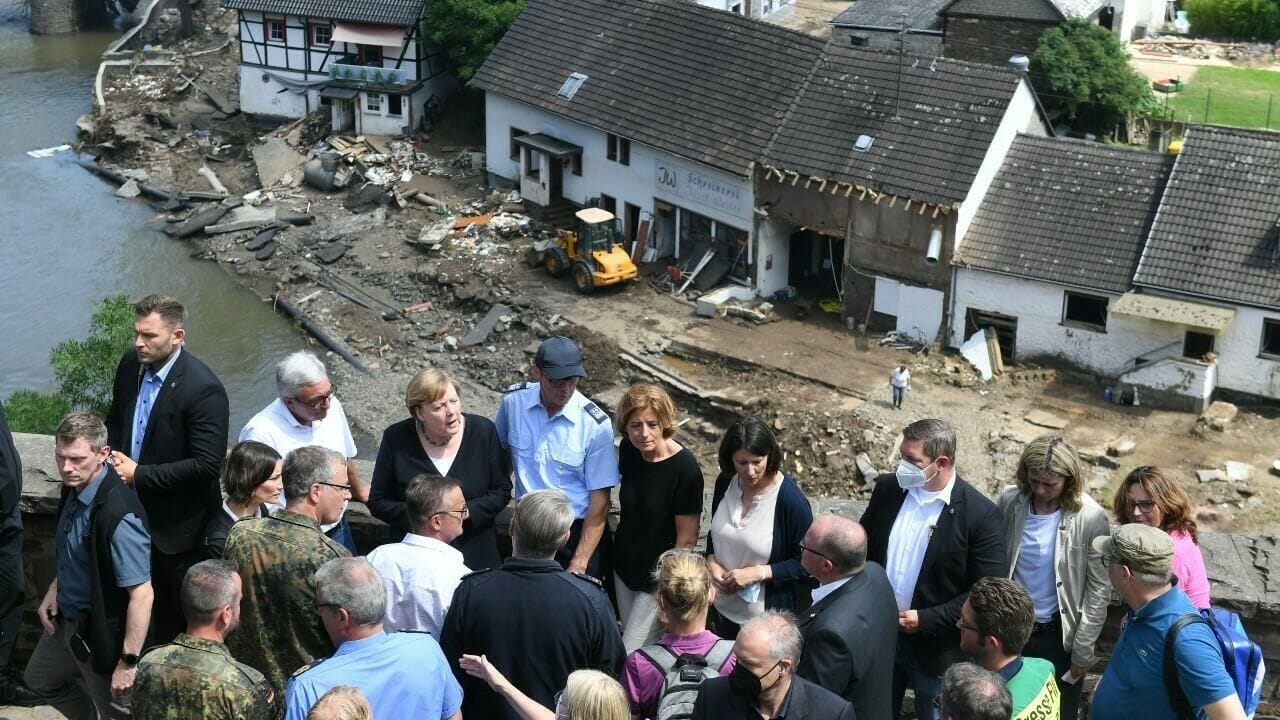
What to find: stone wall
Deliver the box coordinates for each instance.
[942,16,1056,66]
[13,435,1280,715]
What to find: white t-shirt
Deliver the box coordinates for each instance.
[891,368,912,388]
[239,396,358,530]
[1015,510,1062,622]
[710,476,781,623]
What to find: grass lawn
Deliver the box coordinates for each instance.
[1163,66,1280,130]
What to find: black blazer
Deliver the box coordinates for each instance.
[0,403,21,516]
[859,473,1007,675]
[797,561,899,720]
[691,674,856,720]
[105,348,229,556]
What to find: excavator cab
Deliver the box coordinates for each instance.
[544,208,639,294]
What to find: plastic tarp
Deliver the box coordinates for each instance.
[960,329,994,381]
[332,22,406,47]
[896,284,944,346]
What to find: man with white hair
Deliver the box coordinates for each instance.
[240,351,366,551]
[692,611,854,719]
[285,558,461,720]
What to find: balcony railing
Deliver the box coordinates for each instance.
[328,62,409,86]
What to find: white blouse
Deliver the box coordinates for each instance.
[710,475,780,623]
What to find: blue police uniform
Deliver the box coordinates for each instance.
[284,631,462,720]
[494,382,618,518]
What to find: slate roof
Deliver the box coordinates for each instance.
[1134,126,1280,309]
[221,0,423,26]
[762,43,1037,207]
[941,0,1063,22]
[470,0,824,178]
[954,134,1173,294]
[832,0,947,33]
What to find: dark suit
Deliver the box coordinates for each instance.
[106,347,228,642]
[860,473,1006,718]
[797,561,898,720]
[0,404,23,671]
[691,674,856,720]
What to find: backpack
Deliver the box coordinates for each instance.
[1163,607,1265,719]
[637,639,735,720]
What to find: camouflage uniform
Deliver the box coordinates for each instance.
[223,509,349,712]
[132,633,275,720]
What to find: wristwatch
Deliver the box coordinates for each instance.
[120,652,141,668]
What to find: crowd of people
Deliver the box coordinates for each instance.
[0,294,1250,720]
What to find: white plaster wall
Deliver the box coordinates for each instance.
[1214,305,1280,399]
[483,94,755,249]
[1119,356,1212,394]
[755,217,792,297]
[238,65,312,117]
[950,269,1179,372]
[955,80,1049,251]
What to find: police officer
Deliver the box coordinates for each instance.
[494,336,618,580]
[441,490,625,720]
[285,558,461,720]
[133,559,275,720]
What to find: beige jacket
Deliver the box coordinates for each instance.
[997,486,1112,668]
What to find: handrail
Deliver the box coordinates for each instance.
[1130,340,1182,367]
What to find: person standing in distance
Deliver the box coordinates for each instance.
[890,365,911,409]
[495,336,618,580]
[106,294,229,643]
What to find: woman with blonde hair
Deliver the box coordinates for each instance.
[1112,465,1210,609]
[997,434,1110,720]
[457,660,630,720]
[369,368,512,568]
[611,384,704,652]
[621,549,736,718]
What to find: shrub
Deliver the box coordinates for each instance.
[3,391,71,435]
[1185,0,1280,39]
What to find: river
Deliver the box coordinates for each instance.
[0,3,304,435]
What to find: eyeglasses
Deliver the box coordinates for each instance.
[956,619,981,634]
[798,543,833,562]
[316,481,352,494]
[545,376,580,389]
[434,506,471,520]
[292,389,336,408]
[1129,500,1157,514]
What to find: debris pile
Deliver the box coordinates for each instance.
[756,409,873,497]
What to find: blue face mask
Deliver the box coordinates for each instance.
[896,458,937,490]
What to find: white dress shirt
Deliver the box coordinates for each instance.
[811,575,852,606]
[884,477,955,612]
[366,533,471,636]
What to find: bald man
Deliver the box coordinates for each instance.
[796,515,899,720]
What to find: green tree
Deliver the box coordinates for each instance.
[3,295,134,433]
[1030,18,1157,136]
[1185,0,1280,39]
[424,0,527,81]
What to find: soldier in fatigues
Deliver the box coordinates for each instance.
[224,447,350,712]
[134,560,275,720]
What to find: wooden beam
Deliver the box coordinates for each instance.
[918,203,927,216]
[932,206,941,218]
[888,195,897,208]
[903,199,912,212]
[859,188,868,201]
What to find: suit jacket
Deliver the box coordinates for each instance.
[860,473,1007,675]
[797,562,898,720]
[106,348,229,555]
[691,674,856,720]
[0,403,20,516]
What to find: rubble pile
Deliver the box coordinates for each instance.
[755,408,873,498]
[1133,38,1280,64]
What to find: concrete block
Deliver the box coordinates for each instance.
[1200,401,1239,431]
[1225,461,1255,482]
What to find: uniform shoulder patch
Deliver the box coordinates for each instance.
[583,403,608,424]
[290,657,324,679]
[504,382,531,394]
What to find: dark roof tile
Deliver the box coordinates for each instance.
[222,0,422,26]
[832,0,947,32]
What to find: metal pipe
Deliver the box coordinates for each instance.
[270,293,373,376]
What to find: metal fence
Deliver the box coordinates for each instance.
[1158,87,1279,130]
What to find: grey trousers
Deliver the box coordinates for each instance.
[23,615,130,720]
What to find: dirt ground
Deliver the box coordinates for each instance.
[82,1,1280,539]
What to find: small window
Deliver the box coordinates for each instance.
[358,45,383,66]
[1062,291,1108,331]
[557,72,587,100]
[1262,318,1280,358]
[310,22,331,46]
[607,134,618,161]
[1184,331,1214,359]
[366,93,382,112]
[387,93,403,117]
[265,17,285,43]
[600,194,617,215]
[571,155,582,176]
[525,148,541,180]
[510,128,526,161]
[619,138,631,166]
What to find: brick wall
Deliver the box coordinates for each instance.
[942,16,1056,66]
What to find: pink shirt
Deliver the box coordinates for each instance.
[622,630,737,718]
[1170,527,1211,609]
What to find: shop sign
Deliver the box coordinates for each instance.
[654,158,747,217]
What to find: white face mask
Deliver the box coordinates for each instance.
[896,458,937,490]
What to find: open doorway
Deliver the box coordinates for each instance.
[965,308,1018,364]
[788,229,844,299]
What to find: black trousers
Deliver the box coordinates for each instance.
[149,548,201,645]
[1023,614,1085,720]
[0,505,23,670]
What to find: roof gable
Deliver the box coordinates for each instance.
[761,43,1027,206]
[955,134,1173,293]
[1134,126,1280,309]
[832,0,948,32]
[222,0,423,26]
[471,0,824,178]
